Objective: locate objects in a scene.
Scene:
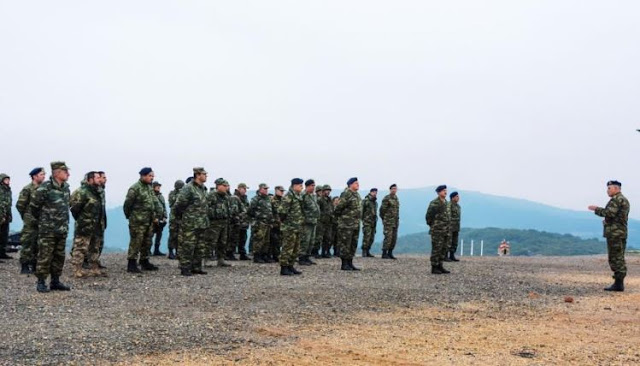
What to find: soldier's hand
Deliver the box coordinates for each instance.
[587,205,598,211]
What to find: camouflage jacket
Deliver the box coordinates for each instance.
[425,197,450,234]
[70,182,104,236]
[174,181,210,230]
[208,190,231,221]
[270,195,283,228]
[279,188,304,230]
[155,192,167,222]
[361,193,378,227]
[317,195,333,225]
[335,189,362,229]
[302,191,320,225]
[379,194,400,228]
[17,182,38,224]
[30,177,70,235]
[99,188,107,231]
[449,201,461,232]
[232,190,250,228]
[168,188,180,221]
[123,180,161,226]
[595,192,630,239]
[249,192,274,225]
[0,178,11,223]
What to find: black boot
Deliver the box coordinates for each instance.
[239,253,250,261]
[0,253,13,259]
[140,259,159,271]
[388,250,397,260]
[50,277,71,291]
[226,252,238,261]
[30,260,37,273]
[382,250,390,259]
[439,264,450,274]
[341,258,351,271]
[191,268,208,275]
[604,278,624,292]
[127,259,142,273]
[349,259,361,271]
[153,244,165,256]
[254,254,266,264]
[20,262,32,274]
[431,266,443,274]
[299,256,312,266]
[280,266,294,276]
[36,277,49,293]
[449,251,459,262]
[366,250,375,258]
[289,266,302,275]
[168,248,176,260]
[362,249,367,257]
[180,267,193,276]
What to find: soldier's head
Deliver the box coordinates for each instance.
[97,171,106,187]
[0,174,9,186]
[215,178,229,193]
[275,185,285,197]
[436,185,447,199]
[193,168,207,185]
[315,184,323,196]
[291,178,304,193]
[347,177,359,192]
[305,179,316,193]
[51,161,70,183]
[332,196,340,206]
[152,181,162,193]
[258,183,269,196]
[607,180,622,197]
[370,188,378,198]
[450,191,459,203]
[323,185,332,196]
[86,171,100,187]
[237,183,248,195]
[29,167,46,185]
[139,167,154,184]
[389,184,398,195]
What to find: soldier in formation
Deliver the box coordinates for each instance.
[361,188,378,257]
[229,183,251,261]
[207,178,231,267]
[167,179,184,259]
[269,186,286,262]
[16,167,46,272]
[248,183,274,263]
[334,177,362,271]
[300,179,319,265]
[447,191,461,262]
[0,173,13,262]
[151,181,167,256]
[278,178,304,276]
[316,185,333,258]
[426,185,451,274]
[380,184,400,259]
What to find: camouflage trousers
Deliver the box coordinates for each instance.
[337,227,360,260]
[362,223,376,251]
[450,231,460,253]
[127,223,153,261]
[90,231,104,261]
[179,228,206,271]
[0,221,8,256]
[315,222,331,253]
[19,221,39,264]
[152,222,165,251]
[229,225,248,255]
[430,231,451,267]
[36,233,68,279]
[269,227,281,258]
[382,224,398,251]
[251,223,271,256]
[330,224,339,253]
[607,237,627,280]
[206,220,228,259]
[71,234,100,268]
[300,224,316,258]
[168,220,180,251]
[279,227,301,267]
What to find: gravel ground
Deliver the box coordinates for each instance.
[0,253,636,365]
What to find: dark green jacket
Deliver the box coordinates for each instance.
[302,191,320,225]
[174,181,210,230]
[70,182,104,236]
[123,180,161,226]
[449,201,461,232]
[595,192,630,239]
[361,194,378,227]
[379,194,400,228]
[30,177,70,235]
[425,197,450,234]
[335,189,362,229]
[249,192,274,225]
[208,190,231,221]
[279,188,304,230]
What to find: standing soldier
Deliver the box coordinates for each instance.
[380,184,400,259]
[316,185,333,258]
[173,168,209,276]
[167,180,184,259]
[330,196,340,257]
[69,172,105,278]
[361,188,378,258]
[248,183,274,263]
[229,183,251,261]
[0,173,13,261]
[426,185,451,274]
[588,180,631,292]
[151,182,167,256]
[17,168,46,273]
[269,186,286,262]
[334,177,362,271]
[278,178,304,276]
[31,161,71,292]
[300,179,319,265]
[123,167,161,273]
[447,191,461,262]
[311,185,324,258]
[94,171,108,268]
[207,178,231,267]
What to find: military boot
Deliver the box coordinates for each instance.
[180,267,193,276]
[604,278,624,292]
[280,266,294,276]
[254,254,266,264]
[381,250,390,259]
[308,256,317,265]
[431,266,443,274]
[36,277,49,293]
[20,262,32,274]
[50,277,71,291]
[217,257,231,267]
[89,263,108,277]
[349,259,361,271]
[362,249,367,257]
[153,243,165,256]
[73,263,87,278]
[127,259,142,273]
[366,250,375,258]
[191,268,208,275]
[226,252,238,261]
[140,259,159,271]
[340,258,351,271]
[167,248,176,260]
[239,253,250,261]
[439,264,450,274]
[30,260,38,273]
[388,250,397,260]
[449,251,460,262]
[289,266,302,275]
[0,253,13,259]
[299,255,312,266]
[443,253,452,262]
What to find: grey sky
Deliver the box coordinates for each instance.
[1,1,639,217]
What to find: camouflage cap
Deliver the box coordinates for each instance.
[237,183,249,189]
[258,183,269,189]
[315,185,323,192]
[51,161,69,171]
[193,167,207,175]
[323,184,332,191]
[215,178,229,186]
[0,173,9,182]
[174,180,185,189]
[152,181,162,187]
[275,185,285,191]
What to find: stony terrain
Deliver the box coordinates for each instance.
[1,253,639,365]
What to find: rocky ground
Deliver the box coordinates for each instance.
[0,253,639,365]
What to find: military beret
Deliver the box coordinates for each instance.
[258,183,269,189]
[436,185,447,193]
[152,181,161,187]
[607,180,622,187]
[237,183,249,189]
[275,185,285,191]
[389,184,397,189]
[370,188,378,192]
[323,184,332,191]
[291,178,304,185]
[450,191,459,199]
[346,177,358,186]
[139,167,153,176]
[193,167,207,175]
[185,177,193,184]
[305,179,315,187]
[51,161,69,171]
[29,167,44,177]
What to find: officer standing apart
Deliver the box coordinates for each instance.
[588,180,630,292]
[380,184,400,259]
[426,185,451,275]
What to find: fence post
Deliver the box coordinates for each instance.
[471,240,474,256]
[460,240,464,256]
[480,240,484,256]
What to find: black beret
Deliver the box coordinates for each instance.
[607,180,622,187]
[450,191,459,199]
[370,188,378,192]
[185,177,193,184]
[346,177,358,186]
[291,178,304,185]
[29,167,44,177]
[436,185,447,193]
[139,167,153,176]
[305,179,315,186]
[152,181,161,187]
[389,184,397,189]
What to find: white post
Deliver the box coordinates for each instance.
[460,240,464,256]
[480,240,484,256]
[471,240,474,256]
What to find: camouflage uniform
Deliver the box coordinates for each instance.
[152,189,168,254]
[248,189,274,258]
[380,193,400,251]
[330,197,339,255]
[207,189,231,263]
[69,181,104,273]
[594,192,630,280]
[449,201,461,253]
[278,187,304,267]
[229,189,250,257]
[123,179,161,262]
[316,190,333,256]
[426,197,451,267]
[167,180,184,255]
[300,190,320,259]
[269,193,284,259]
[30,176,71,279]
[93,184,107,259]
[334,189,362,260]
[17,181,39,265]
[174,180,210,272]
[361,193,378,252]
[0,174,12,258]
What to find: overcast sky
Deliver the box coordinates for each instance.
[1,1,639,217]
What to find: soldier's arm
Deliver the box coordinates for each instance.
[334,194,349,216]
[594,199,619,219]
[379,197,388,220]
[173,187,191,218]
[425,202,435,226]
[16,188,30,219]
[29,185,46,220]
[278,195,291,221]
[69,189,86,220]
[123,187,136,219]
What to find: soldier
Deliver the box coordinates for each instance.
[123,167,161,273]
[229,183,251,261]
[426,185,451,274]
[588,180,631,292]
[278,178,304,276]
[248,183,274,263]
[0,173,13,261]
[334,177,362,271]
[173,168,210,276]
[69,172,106,278]
[380,184,400,259]
[447,191,461,262]
[17,168,46,272]
[31,161,71,293]
[269,186,286,262]
[316,185,333,258]
[207,178,231,267]
[361,188,378,258]
[151,182,168,256]
[94,171,108,268]
[311,185,324,258]
[167,179,184,260]
[330,196,340,257]
[300,179,319,265]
